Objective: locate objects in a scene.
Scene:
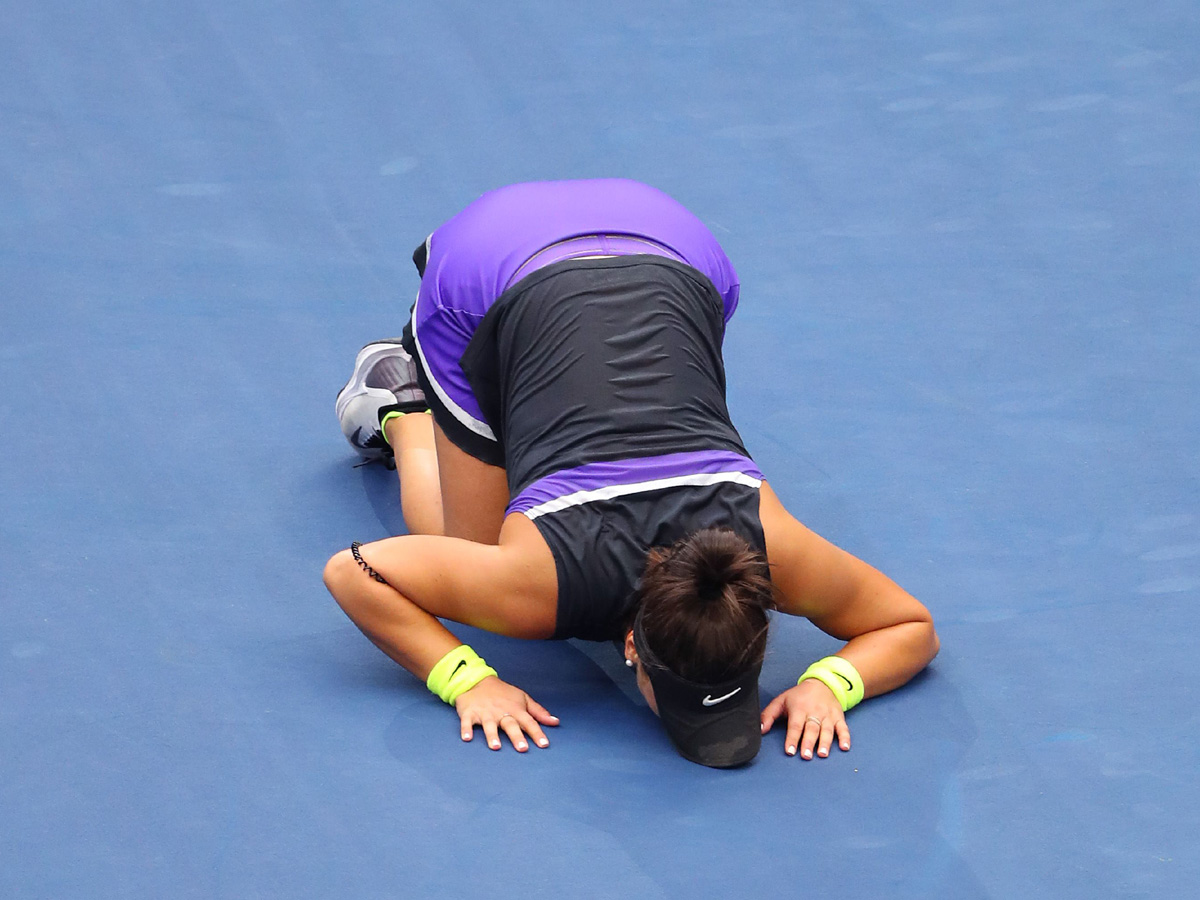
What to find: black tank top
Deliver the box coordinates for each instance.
[460,256,768,640]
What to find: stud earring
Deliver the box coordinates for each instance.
[625,658,635,668]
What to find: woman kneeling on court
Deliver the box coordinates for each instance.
[323,179,938,768]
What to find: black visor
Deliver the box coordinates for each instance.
[632,607,763,768]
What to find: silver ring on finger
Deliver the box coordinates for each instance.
[805,716,823,726]
[498,714,515,723]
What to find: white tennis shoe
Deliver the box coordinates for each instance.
[335,340,426,460]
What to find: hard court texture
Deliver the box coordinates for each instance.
[2,2,1198,898]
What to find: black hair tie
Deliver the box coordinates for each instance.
[350,541,390,586]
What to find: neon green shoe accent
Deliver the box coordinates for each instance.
[379,409,432,446]
[379,410,405,446]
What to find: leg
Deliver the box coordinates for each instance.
[335,340,507,541]
[385,412,444,536]
[384,410,509,543]
[433,420,509,544]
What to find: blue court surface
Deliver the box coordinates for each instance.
[3,2,1198,897]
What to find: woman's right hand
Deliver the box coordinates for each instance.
[454,675,559,752]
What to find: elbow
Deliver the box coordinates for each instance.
[925,617,941,663]
[324,546,406,638]
[901,608,940,667]
[323,548,360,613]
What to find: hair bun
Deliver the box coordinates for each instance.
[690,536,740,602]
[689,529,769,603]
[636,528,776,684]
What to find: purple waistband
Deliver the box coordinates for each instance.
[507,450,764,519]
[504,234,685,290]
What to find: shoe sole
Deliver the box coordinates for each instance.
[335,340,407,422]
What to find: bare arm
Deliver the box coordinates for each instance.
[322,514,560,749]
[324,524,555,668]
[758,481,939,757]
[760,481,939,690]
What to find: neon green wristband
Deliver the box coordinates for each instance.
[425,644,497,705]
[798,656,865,712]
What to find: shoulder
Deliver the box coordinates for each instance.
[757,480,809,558]
[757,481,856,619]
[497,512,559,606]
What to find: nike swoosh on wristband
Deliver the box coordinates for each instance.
[451,659,468,678]
[836,673,854,692]
[701,687,742,707]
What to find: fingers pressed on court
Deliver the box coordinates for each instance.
[460,710,478,742]
[525,697,560,726]
[760,694,787,733]
[836,718,851,751]
[817,718,836,758]
[784,717,804,756]
[499,716,528,752]
[517,712,550,748]
[799,716,822,760]
[482,719,502,750]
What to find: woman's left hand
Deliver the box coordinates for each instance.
[760,679,850,760]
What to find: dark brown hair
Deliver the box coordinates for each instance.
[635,528,775,683]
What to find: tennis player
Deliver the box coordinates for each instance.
[324,179,938,767]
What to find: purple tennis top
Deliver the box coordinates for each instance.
[410,179,740,441]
